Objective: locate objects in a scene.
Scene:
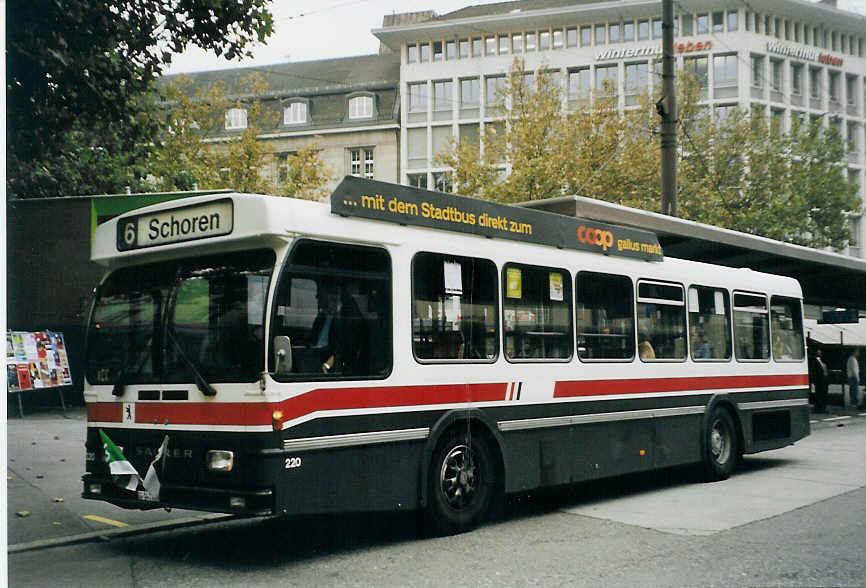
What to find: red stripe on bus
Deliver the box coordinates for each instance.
[89,382,508,427]
[87,403,122,423]
[553,374,808,398]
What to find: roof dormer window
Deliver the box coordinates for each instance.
[348,94,374,120]
[225,107,247,130]
[284,101,308,125]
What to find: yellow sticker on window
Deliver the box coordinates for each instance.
[506,267,522,299]
[549,272,563,301]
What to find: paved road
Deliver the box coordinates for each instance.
[8,409,866,587]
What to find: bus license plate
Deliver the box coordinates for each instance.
[137,490,158,502]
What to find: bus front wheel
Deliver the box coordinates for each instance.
[425,428,494,536]
[702,406,740,481]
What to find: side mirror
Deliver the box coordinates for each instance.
[273,336,293,376]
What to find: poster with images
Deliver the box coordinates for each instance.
[23,333,38,361]
[16,364,32,390]
[6,333,14,360]
[13,333,27,361]
[7,364,20,391]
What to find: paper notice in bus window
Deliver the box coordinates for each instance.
[549,272,563,301]
[444,261,463,295]
[714,291,725,315]
[688,288,699,311]
[247,275,266,326]
[445,295,461,328]
[506,267,522,299]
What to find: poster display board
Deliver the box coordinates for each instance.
[7,331,72,415]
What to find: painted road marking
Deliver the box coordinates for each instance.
[810,420,819,424]
[83,514,128,528]
[858,413,866,417]
[822,416,851,422]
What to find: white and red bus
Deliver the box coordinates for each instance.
[82,177,809,535]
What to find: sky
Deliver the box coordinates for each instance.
[165,0,866,75]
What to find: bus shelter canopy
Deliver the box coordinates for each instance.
[522,196,866,311]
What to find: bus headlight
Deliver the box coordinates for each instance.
[89,483,102,495]
[206,450,234,472]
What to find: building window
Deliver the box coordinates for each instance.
[433,80,452,118]
[503,264,573,361]
[459,39,469,58]
[512,33,524,53]
[609,23,620,43]
[727,10,738,31]
[446,40,457,60]
[829,72,840,103]
[846,76,857,106]
[638,19,649,40]
[412,252,498,362]
[751,55,764,88]
[433,41,443,61]
[526,31,537,51]
[472,38,482,57]
[407,173,427,189]
[566,27,577,47]
[225,107,247,130]
[595,64,618,96]
[485,75,505,108]
[568,68,590,103]
[581,25,592,46]
[283,102,307,125]
[652,18,663,39]
[408,44,418,64]
[681,13,693,36]
[349,147,374,179]
[623,21,635,42]
[696,13,708,34]
[460,77,480,112]
[420,43,430,62]
[712,11,724,33]
[499,35,509,54]
[809,68,820,99]
[784,21,790,41]
[715,103,737,124]
[407,127,427,170]
[595,24,606,45]
[624,62,648,105]
[485,36,496,56]
[432,171,453,193]
[408,82,428,113]
[770,60,783,92]
[791,64,802,95]
[348,95,374,120]
[539,30,551,50]
[713,54,738,98]
[684,56,708,91]
[576,272,635,361]
[553,29,564,49]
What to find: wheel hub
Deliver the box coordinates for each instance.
[440,444,477,510]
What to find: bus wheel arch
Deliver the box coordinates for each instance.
[420,410,506,535]
[701,397,743,481]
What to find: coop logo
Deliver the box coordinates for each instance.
[577,226,614,251]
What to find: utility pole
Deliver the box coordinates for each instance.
[659,0,677,216]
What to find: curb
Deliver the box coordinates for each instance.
[8,513,235,554]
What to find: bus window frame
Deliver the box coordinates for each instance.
[732,290,771,363]
[769,295,806,363]
[687,284,733,363]
[636,278,688,363]
[410,251,500,365]
[575,270,636,363]
[500,262,574,364]
[267,238,394,382]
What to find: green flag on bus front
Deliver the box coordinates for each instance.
[99,429,140,491]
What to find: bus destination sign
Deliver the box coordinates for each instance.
[331,176,663,261]
[116,199,234,251]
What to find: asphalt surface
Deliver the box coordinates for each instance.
[6,403,866,587]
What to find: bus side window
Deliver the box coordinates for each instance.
[575,272,635,361]
[688,286,732,361]
[770,296,804,361]
[269,240,392,379]
[733,292,770,361]
[636,281,686,361]
[502,263,572,361]
[412,252,498,362]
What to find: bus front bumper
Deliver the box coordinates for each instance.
[81,474,274,516]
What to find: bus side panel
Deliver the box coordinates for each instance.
[741,402,810,454]
[273,441,424,515]
[652,414,703,469]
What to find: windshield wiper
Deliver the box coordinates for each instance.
[112,337,153,397]
[165,327,217,397]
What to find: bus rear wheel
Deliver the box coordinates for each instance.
[425,428,494,536]
[702,406,740,481]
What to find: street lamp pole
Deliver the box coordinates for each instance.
[659,0,678,216]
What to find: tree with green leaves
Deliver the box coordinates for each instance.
[7,0,274,198]
[439,59,860,250]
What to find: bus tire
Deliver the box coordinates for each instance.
[424,427,494,536]
[702,406,740,481]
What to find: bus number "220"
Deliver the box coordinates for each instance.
[284,457,302,469]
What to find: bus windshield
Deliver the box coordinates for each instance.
[87,249,275,386]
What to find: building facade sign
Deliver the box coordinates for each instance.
[595,40,712,61]
[765,41,843,66]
